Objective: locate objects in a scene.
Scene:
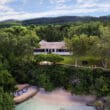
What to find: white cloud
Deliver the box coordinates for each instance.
[49,0,70,4]
[48,0,72,10]
[76,0,99,4]
[0,0,110,21]
[0,5,13,12]
[0,0,14,13]
[0,0,14,5]
[0,7,105,21]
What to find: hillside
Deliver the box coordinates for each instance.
[0,19,22,28]
[22,15,110,25]
[0,15,110,27]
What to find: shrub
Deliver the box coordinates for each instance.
[35,54,46,62]
[35,54,64,64]
[46,54,64,64]
[0,88,14,110]
[14,62,110,96]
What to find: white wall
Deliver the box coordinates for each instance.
[34,52,72,55]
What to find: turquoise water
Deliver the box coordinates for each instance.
[16,97,96,110]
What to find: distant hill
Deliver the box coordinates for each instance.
[22,16,96,25]
[99,15,110,22]
[0,19,21,28]
[0,15,110,27]
[22,16,110,25]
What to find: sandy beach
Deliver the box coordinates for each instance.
[14,87,37,103]
[14,86,96,106]
[15,88,96,110]
[32,88,96,106]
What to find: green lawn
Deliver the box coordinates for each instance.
[60,55,110,68]
[60,56,75,64]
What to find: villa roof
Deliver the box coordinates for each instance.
[39,40,66,49]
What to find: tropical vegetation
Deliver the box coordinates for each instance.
[0,17,110,109]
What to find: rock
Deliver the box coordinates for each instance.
[86,101,94,106]
[94,100,104,110]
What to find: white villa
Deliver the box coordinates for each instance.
[34,40,72,55]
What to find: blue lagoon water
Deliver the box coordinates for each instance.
[16,100,95,110]
[16,89,96,110]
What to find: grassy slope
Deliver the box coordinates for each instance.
[61,56,110,68]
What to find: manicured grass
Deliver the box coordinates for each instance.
[60,56,75,64]
[61,55,110,68]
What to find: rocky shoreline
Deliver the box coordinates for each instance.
[87,97,110,110]
[14,85,38,104]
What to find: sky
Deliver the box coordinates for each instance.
[0,0,110,21]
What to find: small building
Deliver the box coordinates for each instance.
[34,40,72,55]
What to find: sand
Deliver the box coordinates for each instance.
[14,86,95,106]
[32,88,95,106]
[14,87,37,103]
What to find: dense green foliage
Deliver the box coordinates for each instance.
[65,25,110,68]
[0,26,39,70]
[0,20,21,28]
[36,54,64,64]
[0,88,14,110]
[0,16,110,109]
[36,25,67,41]
[0,26,39,110]
[0,62,16,110]
[18,64,109,97]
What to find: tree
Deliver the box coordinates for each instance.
[35,54,46,63]
[93,26,110,68]
[0,26,39,84]
[35,54,64,64]
[95,76,109,96]
[0,68,16,93]
[46,54,64,64]
[0,88,14,110]
[36,25,64,41]
[0,62,15,110]
[0,26,39,63]
[68,22,101,38]
[0,26,39,75]
[65,34,97,66]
